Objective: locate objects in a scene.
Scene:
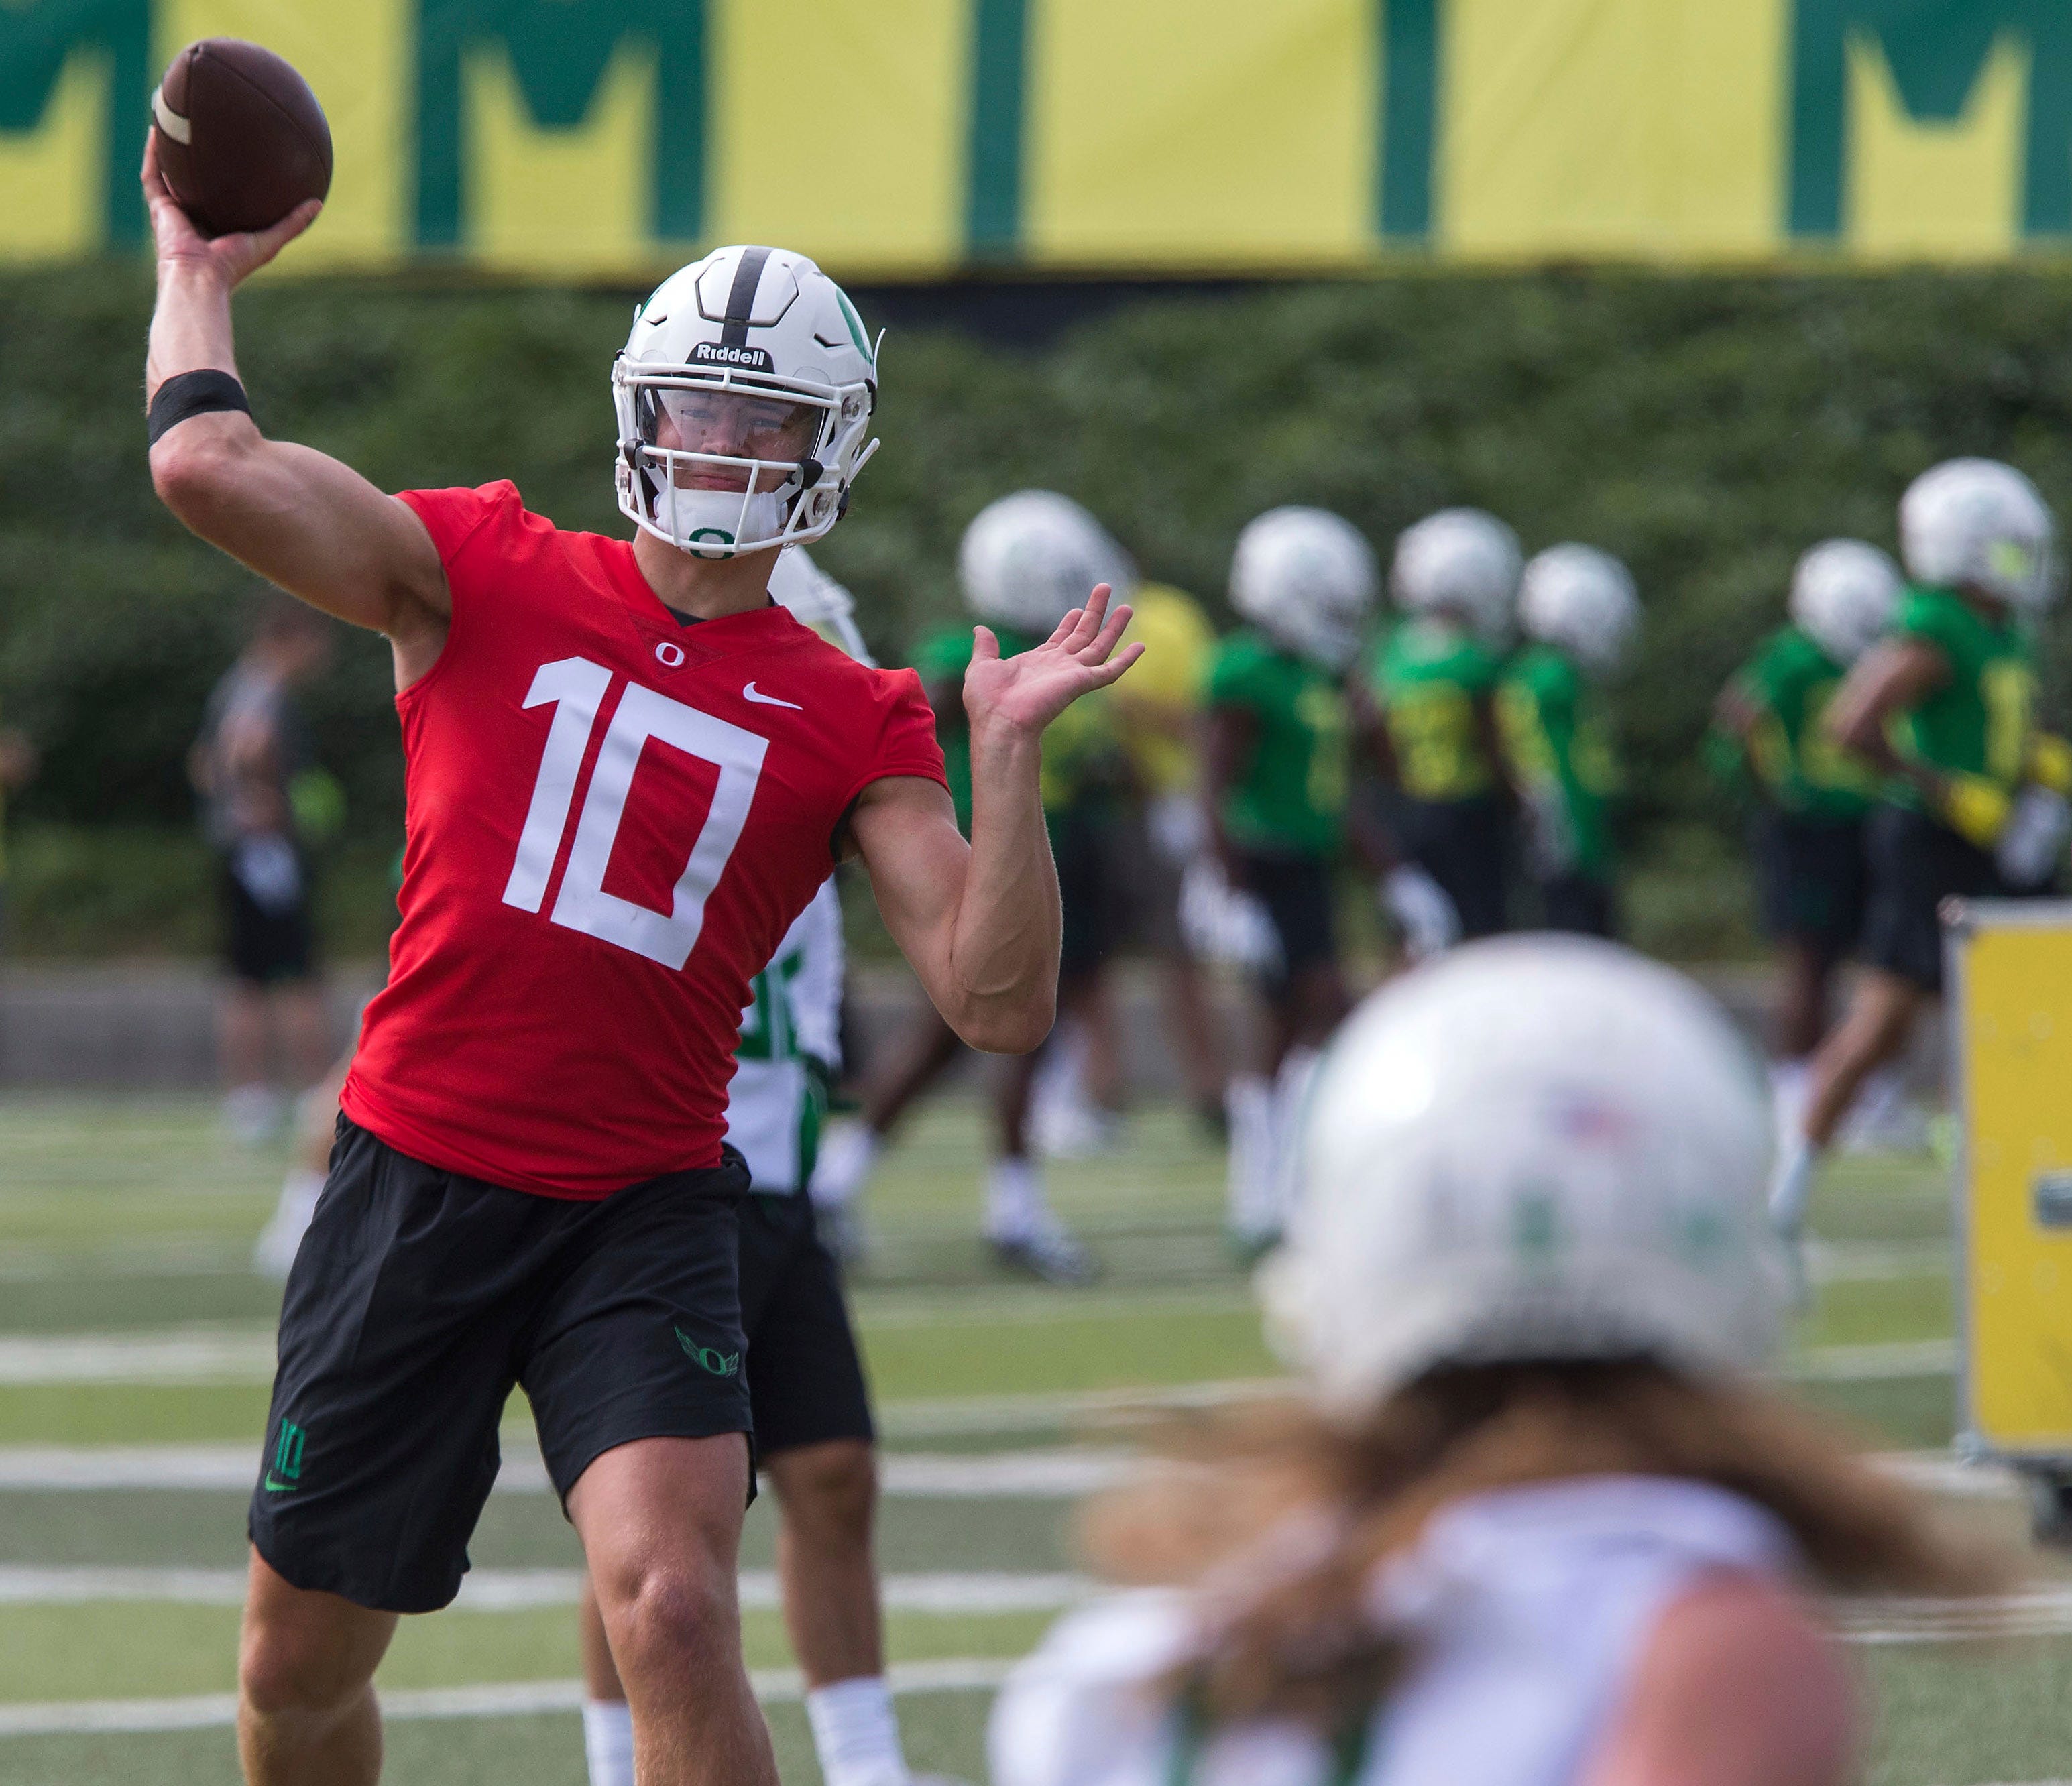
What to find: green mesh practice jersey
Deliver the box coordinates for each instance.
[1498,644,1621,878]
[913,623,1123,829]
[1886,585,2036,812]
[1725,626,1879,820]
[728,880,843,1194]
[1367,620,1505,802]
[1204,628,1350,859]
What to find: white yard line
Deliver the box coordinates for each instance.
[0,1443,1139,1496]
[1804,1238,1949,1283]
[0,1657,1019,1738]
[0,1327,275,1385]
[0,1565,1094,1614]
[1783,1338,1957,1380]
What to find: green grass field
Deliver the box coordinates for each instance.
[0,1095,2063,1785]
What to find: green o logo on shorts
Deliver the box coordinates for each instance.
[675,1326,740,1378]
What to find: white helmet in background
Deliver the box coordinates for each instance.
[1391,508,1523,641]
[1263,937,1780,1417]
[614,245,880,560]
[1518,544,1640,674]
[1228,506,1379,671]
[958,491,1138,636]
[1789,539,1901,666]
[1900,457,2060,611]
[769,547,874,665]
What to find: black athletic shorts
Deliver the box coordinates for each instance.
[1052,806,1124,980]
[738,1191,874,1456]
[219,848,316,986]
[250,1118,751,1614]
[1395,794,1512,940]
[1538,871,1618,939]
[1230,849,1338,988]
[1860,802,2000,994]
[1753,809,1868,954]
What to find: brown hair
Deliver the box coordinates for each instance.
[1080,1358,1999,1735]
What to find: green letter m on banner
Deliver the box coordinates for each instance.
[416,0,709,250]
[1788,0,2072,240]
[0,0,150,248]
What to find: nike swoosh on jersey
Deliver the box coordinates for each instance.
[742,682,803,710]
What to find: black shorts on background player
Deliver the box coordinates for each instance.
[251,1119,750,1613]
[1860,802,2000,994]
[1753,809,1867,956]
[1539,872,1617,939]
[737,1192,874,1455]
[219,849,316,984]
[1394,793,1511,939]
[1051,805,1125,979]
[1230,849,1338,988]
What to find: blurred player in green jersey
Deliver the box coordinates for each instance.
[1202,507,1383,1254]
[1499,546,1639,937]
[814,493,1133,1284]
[1772,461,2062,1260]
[1709,541,1899,1132]
[1364,508,1523,945]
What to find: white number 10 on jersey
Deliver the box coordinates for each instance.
[502,656,768,969]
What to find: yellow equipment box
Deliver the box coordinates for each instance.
[1948,900,2072,1499]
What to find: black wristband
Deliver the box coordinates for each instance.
[147,370,251,446]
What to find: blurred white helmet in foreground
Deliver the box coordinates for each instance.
[1518,544,1640,674]
[958,491,1137,636]
[769,546,873,664]
[1391,507,1523,641]
[1229,506,1379,671]
[1263,937,1780,1417]
[1790,539,1901,667]
[1900,458,2060,612]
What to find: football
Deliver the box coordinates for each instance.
[151,39,332,239]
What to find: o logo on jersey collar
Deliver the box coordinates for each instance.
[655,640,687,669]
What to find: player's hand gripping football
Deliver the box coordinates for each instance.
[141,129,321,290]
[963,583,1144,738]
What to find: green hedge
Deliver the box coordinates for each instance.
[4,263,2072,953]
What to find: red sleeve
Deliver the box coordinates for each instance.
[838,667,949,809]
[396,481,520,567]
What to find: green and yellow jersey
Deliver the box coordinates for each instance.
[913,623,1124,832]
[1204,627,1350,860]
[1366,620,1505,802]
[1716,626,1878,821]
[1498,644,1621,880]
[1885,585,2037,846]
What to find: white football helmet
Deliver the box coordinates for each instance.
[1263,937,1780,1416]
[1789,539,1900,666]
[1517,544,1640,674]
[1900,457,2060,611]
[613,245,880,560]
[1228,507,1379,671]
[768,546,873,665]
[1391,508,1523,641]
[958,491,1137,636]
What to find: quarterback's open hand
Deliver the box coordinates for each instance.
[142,129,321,290]
[964,583,1144,738]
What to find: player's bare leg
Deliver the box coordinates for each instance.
[988,974,1098,1283]
[278,978,334,1087]
[571,1433,776,1786]
[236,1551,397,1786]
[812,1004,964,1254]
[1770,969,1923,1258]
[1157,947,1228,1132]
[580,1439,905,1786]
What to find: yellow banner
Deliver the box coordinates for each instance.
[0,1,2065,276]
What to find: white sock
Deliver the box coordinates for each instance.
[985,1156,1046,1242]
[1226,1074,1277,1237]
[1769,1134,1819,1238]
[811,1121,882,1211]
[253,1169,327,1280]
[805,1675,909,1786]
[581,1697,635,1786]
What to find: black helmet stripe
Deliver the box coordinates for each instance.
[720,247,774,349]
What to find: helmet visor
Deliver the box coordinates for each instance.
[640,385,825,481]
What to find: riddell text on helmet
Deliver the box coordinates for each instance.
[689,343,776,372]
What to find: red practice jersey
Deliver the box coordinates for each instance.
[341,483,945,1197]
